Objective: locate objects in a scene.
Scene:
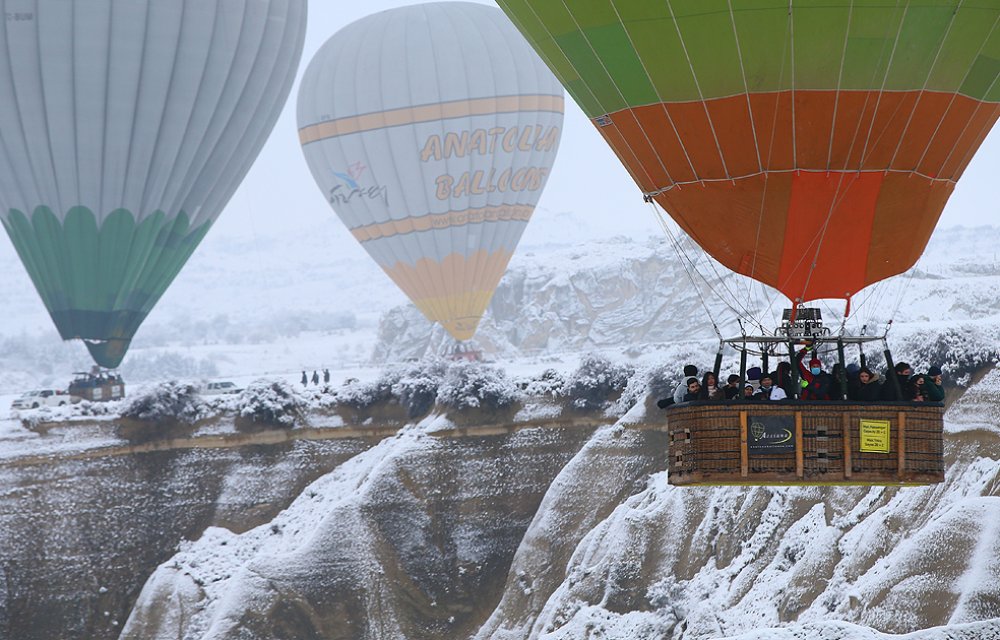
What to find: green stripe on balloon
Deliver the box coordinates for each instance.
[500,0,1000,117]
[3,207,211,367]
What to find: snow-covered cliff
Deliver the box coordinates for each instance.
[116,371,1000,640]
[373,226,1000,364]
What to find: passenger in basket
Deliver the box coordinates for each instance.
[907,374,929,402]
[723,374,742,400]
[880,362,912,401]
[682,377,701,402]
[925,366,945,402]
[755,373,787,401]
[849,367,882,402]
[699,372,724,401]
[673,364,699,404]
[796,346,832,401]
[774,361,793,398]
[742,383,757,400]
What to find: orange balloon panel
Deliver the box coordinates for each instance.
[654,171,954,302]
[601,90,995,302]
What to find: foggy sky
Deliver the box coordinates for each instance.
[216,0,1000,263]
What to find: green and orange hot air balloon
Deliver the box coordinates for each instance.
[496,0,1000,307]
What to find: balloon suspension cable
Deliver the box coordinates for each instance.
[649,202,724,342]
[649,201,771,337]
[887,258,922,331]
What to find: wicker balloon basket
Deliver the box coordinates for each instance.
[666,401,944,486]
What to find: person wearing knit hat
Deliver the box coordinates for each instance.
[925,366,945,402]
[795,344,833,400]
[755,373,787,401]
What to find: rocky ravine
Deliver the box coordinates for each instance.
[1,380,999,640]
[118,387,1000,639]
[0,433,376,640]
[0,407,626,640]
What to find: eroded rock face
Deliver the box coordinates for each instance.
[5,380,1000,640]
[0,438,373,640]
[475,426,1000,640]
[119,410,1000,640]
[119,424,639,640]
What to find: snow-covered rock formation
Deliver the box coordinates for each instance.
[374,226,1000,364]
[116,372,1000,640]
[373,237,733,363]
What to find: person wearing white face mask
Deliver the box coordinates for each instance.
[754,373,787,401]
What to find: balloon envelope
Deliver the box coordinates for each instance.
[297,2,563,341]
[497,1,1000,304]
[0,0,307,367]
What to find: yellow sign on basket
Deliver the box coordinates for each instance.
[859,419,891,453]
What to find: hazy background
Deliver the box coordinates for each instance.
[2,0,1000,350]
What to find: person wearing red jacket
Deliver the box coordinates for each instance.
[796,346,833,400]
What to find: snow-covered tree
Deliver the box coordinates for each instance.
[392,359,448,417]
[437,363,520,411]
[561,353,635,410]
[121,381,206,424]
[237,379,305,428]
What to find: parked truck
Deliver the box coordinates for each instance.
[11,389,80,410]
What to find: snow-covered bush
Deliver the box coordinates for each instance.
[69,399,122,418]
[16,408,52,430]
[437,363,520,411]
[237,379,305,428]
[121,381,206,424]
[335,369,404,410]
[516,368,566,397]
[561,354,635,411]
[392,360,448,417]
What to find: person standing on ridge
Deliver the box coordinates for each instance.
[301,371,308,387]
[311,370,319,385]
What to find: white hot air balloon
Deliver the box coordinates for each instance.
[0,0,307,367]
[297,2,563,341]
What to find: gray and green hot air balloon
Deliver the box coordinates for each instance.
[0,0,307,367]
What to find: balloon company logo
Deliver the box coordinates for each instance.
[420,125,560,201]
[750,421,792,444]
[329,161,389,207]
